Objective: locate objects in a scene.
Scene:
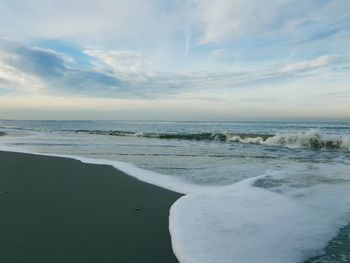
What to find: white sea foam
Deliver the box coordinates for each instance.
[264,129,350,151]
[170,176,350,263]
[227,135,265,144]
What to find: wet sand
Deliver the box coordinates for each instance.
[0,151,181,263]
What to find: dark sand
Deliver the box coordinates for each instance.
[0,151,181,263]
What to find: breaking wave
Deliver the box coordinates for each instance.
[75,129,273,143]
[75,129,350,151]
[3,127,349,151]
[265,129,350,151]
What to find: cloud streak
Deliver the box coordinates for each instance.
[0,39,349,100]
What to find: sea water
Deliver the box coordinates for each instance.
[0,120,350,262]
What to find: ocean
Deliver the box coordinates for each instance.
[1,120,350,263]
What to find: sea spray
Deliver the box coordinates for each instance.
[265,129,350,151]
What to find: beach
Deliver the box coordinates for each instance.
[1,120,350,262]
[0,151,181,263]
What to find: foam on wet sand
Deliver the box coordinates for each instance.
[170,176,350,263]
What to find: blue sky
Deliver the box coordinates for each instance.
[0,0,349,120]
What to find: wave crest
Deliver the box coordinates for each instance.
[76,129,273,143]
[265,129,350,151]
[75,129,350,151]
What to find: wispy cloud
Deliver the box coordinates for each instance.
[0,1,349,119]
[279,55,348,73]
[193,0,350,47]
[0,39,348,100]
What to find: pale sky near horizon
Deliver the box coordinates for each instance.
[0,0,349,120]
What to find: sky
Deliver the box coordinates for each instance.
[0,0,349,120]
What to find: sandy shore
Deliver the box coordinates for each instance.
[0,151,181,263]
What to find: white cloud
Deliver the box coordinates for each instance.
[0,0,180,45]
[82,48,350,99]
[194,0,290,45]
[192,0,350,45]
[0,40,349,120]
[280,55,348,73]
[85,49,149,77]
[0,0,349,120]
[209,49,226,58]
[0,0,348,56]
[0,59,44,94]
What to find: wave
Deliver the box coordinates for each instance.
[75,129,350,151]
[4,126,348,151]
[265,129,350,151]
[75,129,274,142]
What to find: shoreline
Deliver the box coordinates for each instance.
[1,136,348,262]
[0,150,181,263]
